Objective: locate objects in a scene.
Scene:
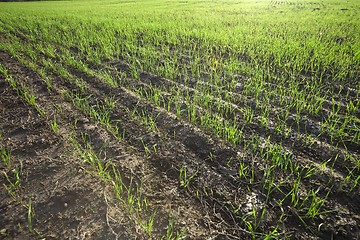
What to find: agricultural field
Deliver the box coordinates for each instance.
[0,0,359,239]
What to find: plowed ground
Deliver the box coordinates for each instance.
[1,43,359,239]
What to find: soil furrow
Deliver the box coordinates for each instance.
[0,49,238,239]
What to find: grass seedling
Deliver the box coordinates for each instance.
[4,166,22,190]
[141,139,151,157]
[179,167,197,189]
[111,166,123,199]
[238,161,249,180]
[1,148,12,170]
[162,220,187,240]
[51,117,59,134]
[27,199,35,234]
[142,210,156,237]
[298,189,332,219]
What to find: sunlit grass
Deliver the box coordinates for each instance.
[0,0,359,238]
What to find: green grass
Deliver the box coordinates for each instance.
[0,0,359,238]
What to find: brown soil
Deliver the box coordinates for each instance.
[0,71,121,239]
[0,54,212,239]
[0,39,359,240]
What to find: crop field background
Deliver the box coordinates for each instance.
[0,0,359,239]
